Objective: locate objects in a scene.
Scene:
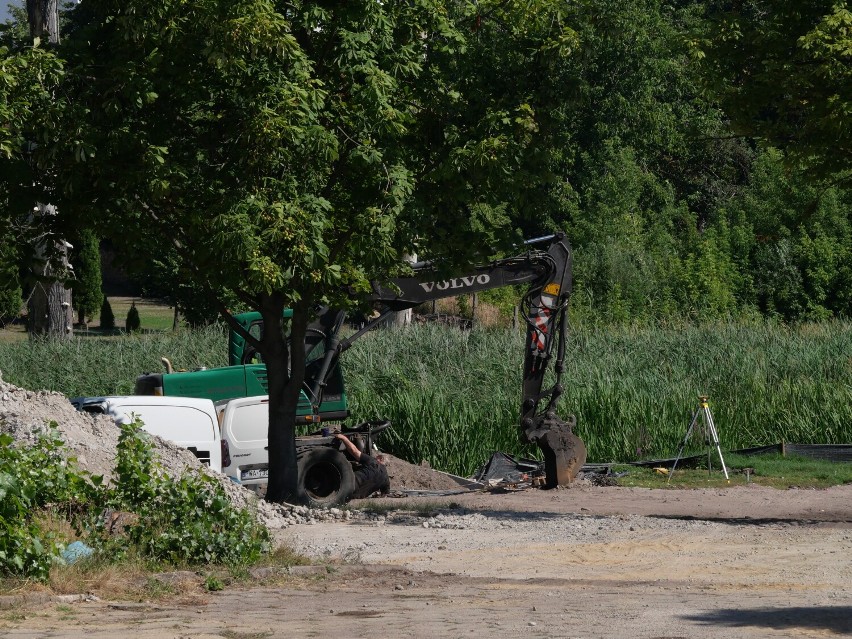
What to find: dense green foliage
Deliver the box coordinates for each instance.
[0,419,268,580]
[700,0,852,177]
[70,229,103,325]
[98,297,114,330]
[0,2,848,330]
[0,225,21,322]
[98,421,269,565]
[2,322,849,476]
[0,29,67,308]
[48,0,574,501]
[343,323,852,474]
[0,428,94,579]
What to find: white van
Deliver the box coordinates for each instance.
[216,395,270,490]
[70,396,223,473]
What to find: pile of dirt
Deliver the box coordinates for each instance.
[381,453,472,491]
[0,373,211,482]
[0,373,477,525]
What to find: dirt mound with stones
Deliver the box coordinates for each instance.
[0,374,207,481]
[0,373,479,529]
[381,453,471,491]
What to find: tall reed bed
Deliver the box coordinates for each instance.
[343,322,852,475]
[0,327,225,397]
[1,321,850,476]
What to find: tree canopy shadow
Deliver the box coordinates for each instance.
[684,606,851,634]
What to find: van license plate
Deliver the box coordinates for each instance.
[242,468,269,480]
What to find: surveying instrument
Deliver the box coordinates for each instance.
[667,395,729,483]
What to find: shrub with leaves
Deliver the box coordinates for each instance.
[125,303,141,333]
[99,420,269,565]
[99,297,115,329]
[1,420,268,580]
[0,427,97,580]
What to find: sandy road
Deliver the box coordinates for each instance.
[3,484,851,639]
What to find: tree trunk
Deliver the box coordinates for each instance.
[28,205,73,339]
[26,0,60,44]
[390,253,416,327]
[29,280,73,337]
[263,294,309,504]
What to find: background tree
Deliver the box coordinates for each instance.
[125,302,140,333]
[49,0,589,503]
[98,297,114,330]
[700,0,852,178]
[134,254,246,328]
[1,1,73,339]
[70,228,102,325]
[0,226,22,323]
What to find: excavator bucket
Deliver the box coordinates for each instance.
[536,427,587,487]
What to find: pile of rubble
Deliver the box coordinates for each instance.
[0,374,477,530]
[0,374,204,481]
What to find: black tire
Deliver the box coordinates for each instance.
[297,447,356,507]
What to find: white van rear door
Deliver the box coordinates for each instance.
[224,400,269,483]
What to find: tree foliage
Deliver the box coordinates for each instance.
[70,228,103,324]
[700,0,852,177]
[125,302,140,333]
[45,0,589,502]
[0,225,22,322]
[98,296,114,330]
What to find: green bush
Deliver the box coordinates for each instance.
[71,230,104,325]
[99,298,115,330]
[96,420,269,565]
[125,303,141,333]
[0,285,22,324]
[0,428,96,580]
[0,228,22,323]
[0,420,268,580]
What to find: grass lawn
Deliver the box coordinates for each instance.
[0,297,176,341]
[615,453,852,490]
[90,297,176,333]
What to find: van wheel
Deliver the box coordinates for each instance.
[297,448,355,507]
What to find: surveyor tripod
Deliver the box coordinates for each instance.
[667,396,729,483]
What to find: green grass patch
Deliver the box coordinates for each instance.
[103,297,176,332]
[0,324,225,396]
[615,453,852,489]
[0,298,177,342]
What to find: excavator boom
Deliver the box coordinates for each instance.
[337,232,587,485]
